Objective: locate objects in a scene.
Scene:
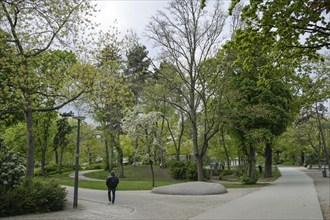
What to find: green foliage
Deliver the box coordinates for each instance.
[125,43,151,90]
[83,163,104,170]
[34,163,76,176]
[2,122,26,155]
[0,146,25,190]
[240,170,260,185]
[53,113,73,150]
[85,165,175,182]
[234,165,260,184]
[233,0,329,51]
[219,169,235,176]
[234,165,246,177]
[0,178,67,217]
[168,160,198,181]
[53,165,183,190]
[240,172,259,184]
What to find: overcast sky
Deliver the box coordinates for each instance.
[91,1,235,58]
[92,0,169,58]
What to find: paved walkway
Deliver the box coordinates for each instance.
[191,167,324,219]
[3,167,324,220]
[68,169,103,182]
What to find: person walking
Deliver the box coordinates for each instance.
[106,170,119,204]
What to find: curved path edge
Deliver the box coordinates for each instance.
[68,169,104,182]
[190,167,323,220]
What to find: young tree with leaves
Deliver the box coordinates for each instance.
[122,105,164,187]
[53,112,73,174]
[87,29,132,177]
[34,111,57,177]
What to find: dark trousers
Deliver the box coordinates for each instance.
[108,188,116,203]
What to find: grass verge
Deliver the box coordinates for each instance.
[49,165,280,190]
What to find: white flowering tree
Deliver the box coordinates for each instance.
[0,146,25,190]
[121,105,163,187]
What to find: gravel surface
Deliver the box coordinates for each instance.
[301,167,330,220]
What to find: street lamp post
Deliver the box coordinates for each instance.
[73,116,86,209]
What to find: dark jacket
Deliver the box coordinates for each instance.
[106,172,119,189]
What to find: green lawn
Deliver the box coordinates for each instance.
[49,165,281,190]
[51,165,183,191]
[53,178,176,190]
[84,165,179,182]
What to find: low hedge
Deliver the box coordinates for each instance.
[83,163,104,170]
[0,178,67,217]
[168,160,198,181]
[35,163,77,176]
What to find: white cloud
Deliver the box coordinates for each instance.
[94,1,167,35]
[92,1,168,58]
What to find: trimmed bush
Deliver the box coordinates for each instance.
[240,170,260,184]
[235,165,260,184]
[0,178,67,217]
[83,163,103,170]
[34,163,77,176]
[168,160,198,181]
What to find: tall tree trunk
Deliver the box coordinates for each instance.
[221,128,231,170]
[317,151,322,169]
[300,151,305,166]
[41,147,47,177]
[193,137,205,181]
[159,98,166,168]
[25,108,35,178]
[110,134,114,171]
[195,154,204,181]
[116,146,124,178]
[89,150,92,165]
[177,114,185,161]
[150,158,155,188]
[153,142,157,166]
[54,147,59,164]
[41,115,51,178]
[59,146,64,174]
[145,130,155,187]
[315,103,329,174]
[191,108,204,181]
[104,135,110,171]
[264,140,273,178]
[115,130,124,178]
[133,126,139,165]
[247,144,256,177]
[133,94,139,165]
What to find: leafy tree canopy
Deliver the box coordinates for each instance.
[229,0,329,52]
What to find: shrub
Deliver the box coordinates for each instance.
[0,147,25,190]
[35,163,77,176]
[240,169,260,185]
[240,171,260,184]
[235,165,260,184]
[234,165,246,177]
[219,169,235,176]
[168,160,198,181]
[83,163,103,170]
[0,178,67,217]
